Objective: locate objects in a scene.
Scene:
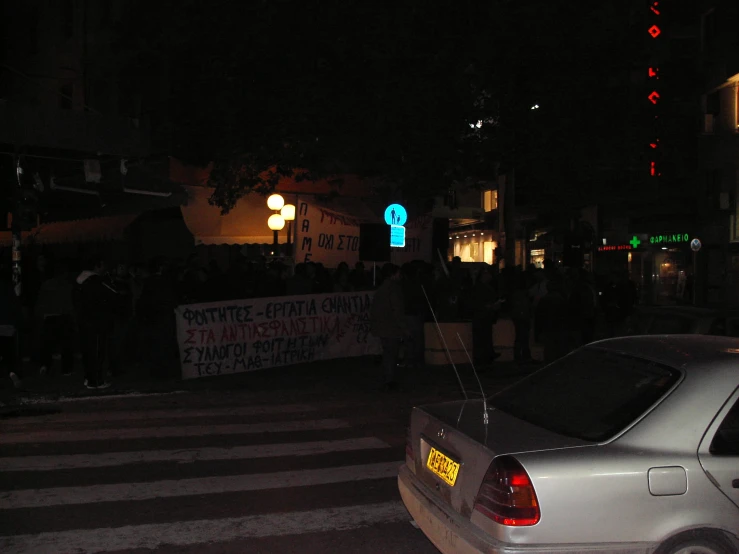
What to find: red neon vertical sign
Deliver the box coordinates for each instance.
[647,1,662,178]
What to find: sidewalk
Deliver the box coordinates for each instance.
[0,354,535,410]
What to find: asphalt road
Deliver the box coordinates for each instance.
[0,385,455,553]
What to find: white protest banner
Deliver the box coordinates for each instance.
[296,199,434,267]
[296,201,365,267]
[175,292,381,380]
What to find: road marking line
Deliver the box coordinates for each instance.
[0,418,349,444]
[0,501,410,553]
[0,403,319,426]
[0,461,403,509]
[0,437,391,471]
[20,391,189,405]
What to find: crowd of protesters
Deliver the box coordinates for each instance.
[0,250,639,391]
[369,257,639,389]
[0,254,383,389]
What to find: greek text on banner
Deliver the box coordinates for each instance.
[175,292,382,379]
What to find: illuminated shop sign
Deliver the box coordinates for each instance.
[649,233,689,245]
[598,244,632,252]
[598,233,690,251]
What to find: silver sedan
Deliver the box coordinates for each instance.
[399,335,739,554]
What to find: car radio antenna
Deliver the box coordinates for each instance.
[457,333,488,425]
[421,285,468,400]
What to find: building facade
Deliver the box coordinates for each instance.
[696,0,739,306]
[0,0,176,225]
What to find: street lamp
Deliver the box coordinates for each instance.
[281,203,295,256]
[267,193,285,211]
[280,203,295,221]
[266,193,286,255]
[268,213,285,250]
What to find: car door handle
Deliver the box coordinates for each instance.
[733,479,739,489]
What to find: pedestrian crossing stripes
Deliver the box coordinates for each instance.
[0,418,349,444]
[0,502,410,554]
[0,395,425,554]
[0,402,321,426]
[1,461,401,509]
[0,437,389,471]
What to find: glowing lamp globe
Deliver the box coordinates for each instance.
[268,214,285,231]
[267,194,285,211]
[281,204,296,221]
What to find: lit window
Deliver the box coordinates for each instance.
[483,190,498,212]
[484,241,495,264]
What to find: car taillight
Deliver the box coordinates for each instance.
[405,427,415,462]
[473,456,540,526]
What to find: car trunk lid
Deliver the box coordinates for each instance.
[409,399,590,519]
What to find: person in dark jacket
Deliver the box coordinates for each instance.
[471,267,502,365]
[0,267,22,387]
[370,263,409,390]
[536,273,572,363]
[36,259,76,376]
[401,262,426,369]
[137,258,179,377]
[73,257,117,389]
[510,274,533,362]
[107,263,133,376]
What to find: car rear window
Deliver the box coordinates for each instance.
[649,315,694,334]
[488,348,680,442]
[710,398,739,456]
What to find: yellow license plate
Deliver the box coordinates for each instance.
[426,447,460,486]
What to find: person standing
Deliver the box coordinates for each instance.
[107,263,133,377]
[510,274,533,362]
[536,273,571,363]
[401,262,426,369]
[471,267,502,366]
[136,258,178,378]
[35,260,76,376]
[370,263,408,391]
[73,257,116,389]
[0,265,22,388]
[569,269,598,345]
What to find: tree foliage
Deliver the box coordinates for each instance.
[122,0,634,213]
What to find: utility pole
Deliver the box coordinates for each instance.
[503,168,516,269]
[11,157,39,298]
[12,159,23,298]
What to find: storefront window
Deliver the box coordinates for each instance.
[653,250,689,304]
[530,249,546,268]
[450,236,495,263]
[483,190,498,212]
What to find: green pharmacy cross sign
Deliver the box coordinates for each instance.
[629,236,641,249]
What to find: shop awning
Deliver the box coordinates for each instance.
[1,214,140,247]
[181,186,288,245]
[180,186,381,246]
[29,213,140,245]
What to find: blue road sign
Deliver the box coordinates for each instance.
[390,224,406,248]
[384,204,407,226]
